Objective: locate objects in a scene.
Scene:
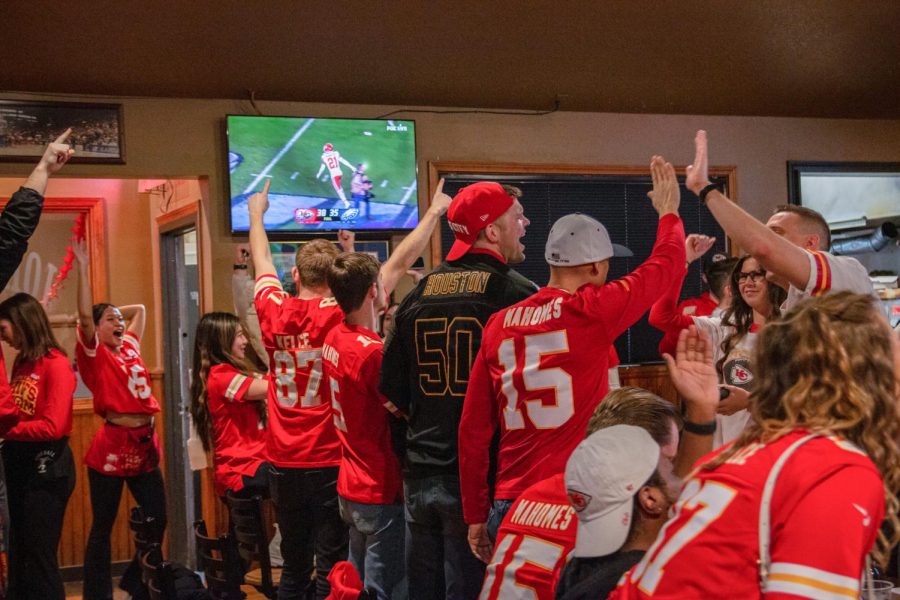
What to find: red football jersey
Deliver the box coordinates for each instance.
[480,473,575,600]
[254,274,344,468]
[206,363,267,497]
[654,291,718,357]
[4,350,75,441]
[76,329,159,416]
[612,431,884,600]
[322,322,403,504]
[460,214,685,524]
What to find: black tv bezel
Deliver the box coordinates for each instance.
[224,114,420,240]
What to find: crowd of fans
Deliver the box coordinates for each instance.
[0,131,897,600]
[0,117,119,154]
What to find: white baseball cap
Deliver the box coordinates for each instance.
[565,424,660,557]
[545,213,633,266]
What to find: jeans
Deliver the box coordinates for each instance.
[3,442,76,600]
[486,499,515,543]
[339,497,406,600]
[82,467,167,600]
[269,465,348,600]
[404,475,485,600]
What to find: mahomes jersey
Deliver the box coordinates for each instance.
[254,274,344,468]
[784,250,874,311]
[480,473,575,600]
[206,363,266,497]
[322,322,404,504]
[380,250,537,479]
[460,214,685,524]
[611,431,884,600]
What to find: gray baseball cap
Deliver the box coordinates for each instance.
[545,213,633,266]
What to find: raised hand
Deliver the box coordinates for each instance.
[71,237,90,265]
[664,326,719,420]
[337,229,355,252]
[685,234,717,264]
[428,178,452,217]
[247,179,271,217]
[40,129,75,173]
[646,155,680,217]
[685,130,710,195]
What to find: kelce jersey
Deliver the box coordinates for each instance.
[254,274,344,468]
[784,250,873,311]
[459,214,685,524]
[75,328,159,417]
[206,363,266,497]
[322,322,403,504]
[611,431,884,600]
[480,473,575,600]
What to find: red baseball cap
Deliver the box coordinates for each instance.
[446,182,514,261]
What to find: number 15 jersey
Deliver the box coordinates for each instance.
[255,274,344,468]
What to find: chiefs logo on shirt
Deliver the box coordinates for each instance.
[725,358,754,388]
[11,373,39,416]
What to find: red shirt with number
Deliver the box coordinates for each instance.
[611,431,884,600]
[76,329,161,476]
[206,363,267,496]
[254,274,343,468]
[480,473,575,600]
[459,214,685,524]
[321,322,403,504]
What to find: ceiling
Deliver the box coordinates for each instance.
[5,1,900,119]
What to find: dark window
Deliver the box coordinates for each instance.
[438,174,727,364]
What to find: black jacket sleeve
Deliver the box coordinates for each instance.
[0,187,44,291]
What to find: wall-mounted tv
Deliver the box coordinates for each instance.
[227,115,419,236]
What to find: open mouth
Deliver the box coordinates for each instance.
[113,329,125,339]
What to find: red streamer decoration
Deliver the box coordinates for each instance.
[41,214,86,306]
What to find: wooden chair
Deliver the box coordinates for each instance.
[224,493,280,599]
[194,520,266,600]
[129,505,163,554]
[138,543,178,600]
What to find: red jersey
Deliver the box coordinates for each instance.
[4,349,75,441]
[206,363,267,497]
[322,322,403,504]
[480,473,575,600]
[254,274,344,468]
[612,431,884,600]
[76,329,161,476]
[459,214,685,524]
[0,352,21,434]
[653,290,718,357]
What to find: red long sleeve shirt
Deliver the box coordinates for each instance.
[4,349,75,441]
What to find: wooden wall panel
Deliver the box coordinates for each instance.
[619,365,680,407]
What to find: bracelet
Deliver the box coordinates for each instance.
[233,264,248,270]
[683,418,717,435]
[697,182,723,205]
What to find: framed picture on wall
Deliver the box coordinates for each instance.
[0,99,125,164]
[270,240,390,296]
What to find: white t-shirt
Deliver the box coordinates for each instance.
[784,250,873,311]
[692,315,758,448]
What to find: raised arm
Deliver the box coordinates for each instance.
[72,238,95,339]
[119,305,146,339]
[22,129,75,195]
[247,180,277,279]
[379,178,451,295]
[685,131,811,290]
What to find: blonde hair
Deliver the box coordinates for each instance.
[587,386,682,446]
[705,292,900,566]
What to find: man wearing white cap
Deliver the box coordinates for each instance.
[560,425,679,600]
[459,156,687,560]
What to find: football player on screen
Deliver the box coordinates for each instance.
[317,143,355,207]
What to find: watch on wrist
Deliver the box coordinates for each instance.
[683,418,717,435]
[233,264,248,270]
[698,181,724,205]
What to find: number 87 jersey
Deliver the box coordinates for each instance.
[254,274,345,468]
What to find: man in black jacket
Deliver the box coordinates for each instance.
[380,181,536,600]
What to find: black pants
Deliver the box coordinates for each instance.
[82,467,167,600]
[3,442,76,600]
[269,465,348,600]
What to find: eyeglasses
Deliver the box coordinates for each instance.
[736,269,766,283]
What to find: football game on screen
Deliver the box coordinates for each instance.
[228,115,419,233]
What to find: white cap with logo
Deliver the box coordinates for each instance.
[565,424,660,558]
[545,213,633,266]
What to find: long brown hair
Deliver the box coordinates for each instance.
[706,292,900,566]
[189,312,265,451]
[0,293,65,362]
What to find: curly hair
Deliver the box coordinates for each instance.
[189,312,266,451]
[705,292,900,567]
[717,255,786,375]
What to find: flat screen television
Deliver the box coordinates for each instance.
[226,115,419,236]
